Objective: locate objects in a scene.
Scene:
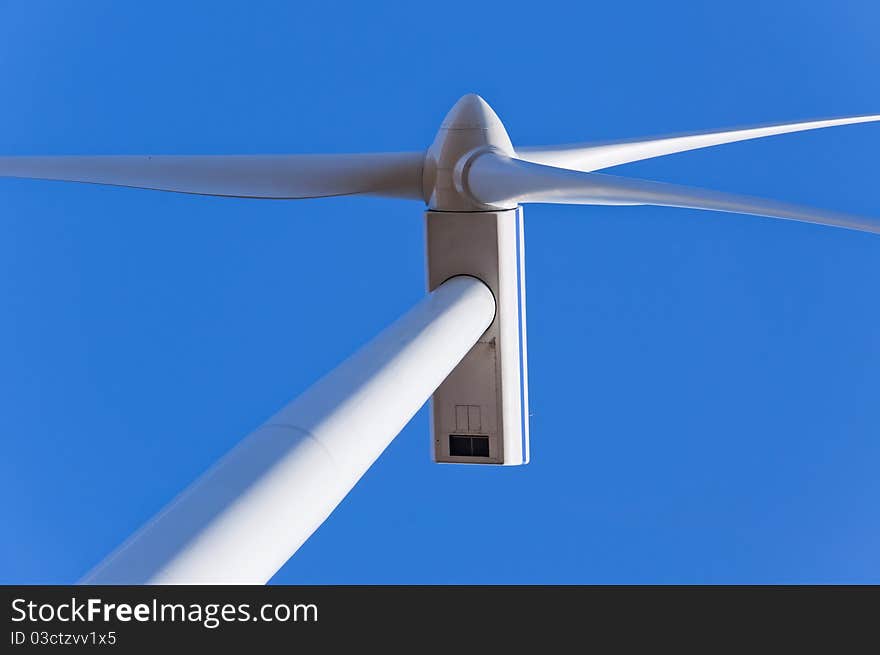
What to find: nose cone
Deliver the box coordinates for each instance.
[441,94,506,130]
[424,94,515,210]
[432,94,514,155]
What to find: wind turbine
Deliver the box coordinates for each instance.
[2,95,878,584]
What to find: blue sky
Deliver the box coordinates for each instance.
[1,1,879,583]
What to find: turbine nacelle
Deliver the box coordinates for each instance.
[422,96,529,465]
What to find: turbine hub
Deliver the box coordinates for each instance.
[423,94,515,211]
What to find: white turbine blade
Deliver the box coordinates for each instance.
[467,154,880,235]
[0,152,425,200]
[516,114,880,172]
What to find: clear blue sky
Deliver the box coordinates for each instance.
[1,1,879,584]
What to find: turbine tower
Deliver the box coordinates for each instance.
[2,95,878,584]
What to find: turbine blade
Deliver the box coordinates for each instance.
[467,154,880,235]
[0,152,425,200]
[516,114,880,172]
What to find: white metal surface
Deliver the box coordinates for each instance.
[516,113,880,172]
[80,276,495,584]
[0,152,425,199]
[422,93,515,211]
[426,209,529,465]
[466,152,880,234]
